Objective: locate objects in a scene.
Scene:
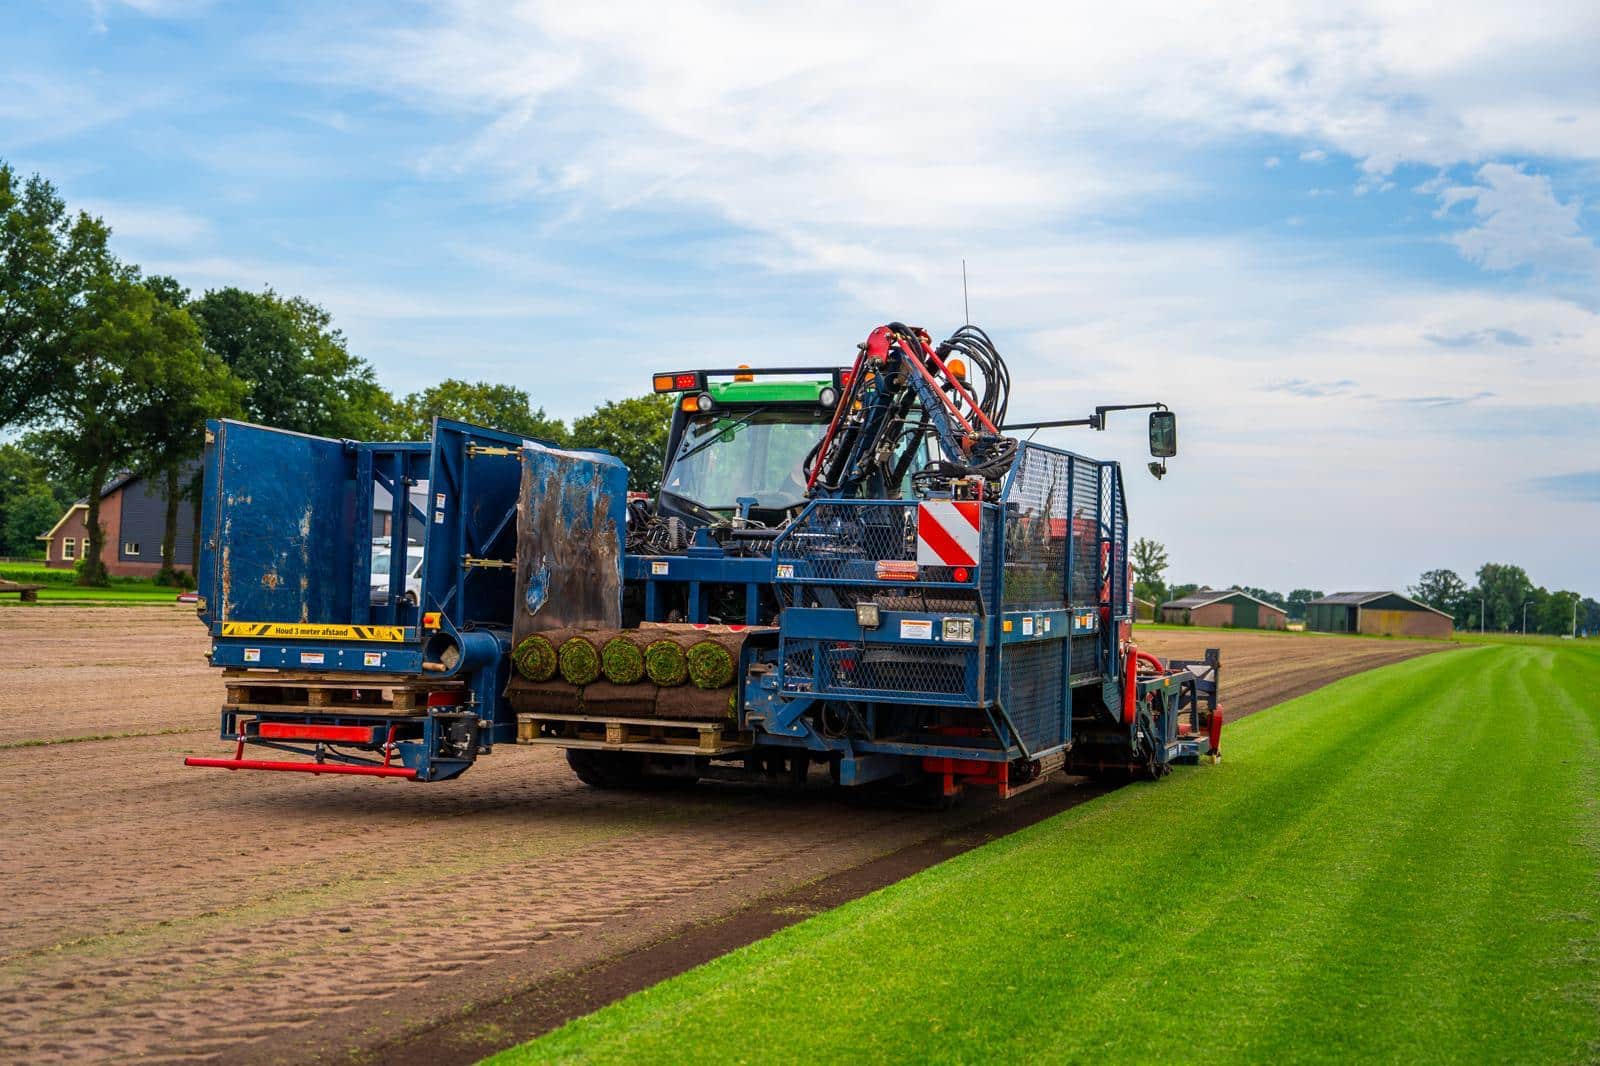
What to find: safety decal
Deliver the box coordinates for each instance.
[221,622,407,642]
[915,501,981,567]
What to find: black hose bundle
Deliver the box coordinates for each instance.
[937,324,1010,427]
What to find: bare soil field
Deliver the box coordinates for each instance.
[0,607,1446,1063]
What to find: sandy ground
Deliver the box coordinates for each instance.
[0,607,1444,1063]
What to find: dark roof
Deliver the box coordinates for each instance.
[71,471,140,506]
[1308,591,1453,618]
[1308,591,1389,605]
[1161,589,1288,614]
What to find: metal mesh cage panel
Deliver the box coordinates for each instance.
[774,500,987,611]
[1070,635,1100,679]
[1000,638,1065,754]
[820,643,969,697]
[1002,444,1070,609]
[1069,457,1101,607]
[1111,467,1129,618]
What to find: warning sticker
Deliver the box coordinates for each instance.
[243,648,261,663]
[899,619,934,640]
[221,622,406,642]
[363,651,383,667]
[300,651,325,665]
[1022,616,1035,636]
[776,564,795,579]
[651,561,669,575]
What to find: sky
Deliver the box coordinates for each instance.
[3,0,1597,594]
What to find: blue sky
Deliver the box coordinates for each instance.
[4,1,1597,594]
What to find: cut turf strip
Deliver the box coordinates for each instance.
[494,642,1600,1064]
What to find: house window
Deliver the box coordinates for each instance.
[63,538,76,561]
[124,542,141,556]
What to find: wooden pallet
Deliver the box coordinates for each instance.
[517,712,752,755]
[221,669,463,716]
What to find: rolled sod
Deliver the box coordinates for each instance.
[558,635,603,686]
[656,685,736,720]
[601,634,648,685]
[645,639,689,687]
[685,635,740,690]
[512,634,559,682]
[582,681,658,717]
[505,679,582,714]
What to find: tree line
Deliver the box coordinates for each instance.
[1131,538,1597,637]
[0,162,671,584]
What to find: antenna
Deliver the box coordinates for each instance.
[961,259,970,325]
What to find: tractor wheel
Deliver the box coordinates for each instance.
[564,750,697,790]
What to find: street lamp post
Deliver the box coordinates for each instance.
[1522,600,1533,636]
[1479,597,1485,634]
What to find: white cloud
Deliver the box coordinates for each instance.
[79,200,212,245]
[1264,156,1281,168]
[1436,163,1600,278]
[1299,149,1329,163]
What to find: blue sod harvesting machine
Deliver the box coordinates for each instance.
[187,323,1222,799]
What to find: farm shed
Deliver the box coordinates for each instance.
[1159,589,1288,630]
[36,466,198,578]
[1306,592,1454,639]
[1133,596,1156,621]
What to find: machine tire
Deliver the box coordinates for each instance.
[564,749,698,790]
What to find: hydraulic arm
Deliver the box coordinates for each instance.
[805,323,1017,501]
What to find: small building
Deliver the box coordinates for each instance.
[1305,591,1454,639]
[1160,588,1289,630]
[1133,596,1156,622]
[36,469,197,578]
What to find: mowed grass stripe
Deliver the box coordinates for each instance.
[498,644,1599,1065]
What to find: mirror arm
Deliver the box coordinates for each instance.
[1003,402,1167,434]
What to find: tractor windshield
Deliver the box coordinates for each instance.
[663,408,827,513]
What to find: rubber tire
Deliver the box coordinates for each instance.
[564,749,698,791]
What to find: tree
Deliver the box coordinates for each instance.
[1475,563,1535,632]
[1581,598,1600,638]
[1166,582,1199,603]
[135,277,242,585]
[382,379,566,442]
[2,491,58,557]
[1410,568,1472,627]
[1537,590,1581,637]
[569,394,675,493]
[1130,538,1169,604]
[190,287,391,439]
[33,274,215,584]
[0,163,120,428]
[0,443,63,556]
[1285,588,1324,622]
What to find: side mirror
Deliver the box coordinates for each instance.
[1149,410,1177,458]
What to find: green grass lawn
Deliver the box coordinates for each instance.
[0,561,187,605]
[496,642,1599,1064]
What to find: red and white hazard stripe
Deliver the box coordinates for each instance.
[916,501,981,567]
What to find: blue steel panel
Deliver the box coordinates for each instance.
[512,443,628,639]
[204,420,358,624]
[423,419,527,629]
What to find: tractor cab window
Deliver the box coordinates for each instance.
[663,408,827,514]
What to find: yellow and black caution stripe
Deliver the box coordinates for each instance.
[219,622,407,642]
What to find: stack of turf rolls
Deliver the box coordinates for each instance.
[601,632,648,684]
[507,624,757,724]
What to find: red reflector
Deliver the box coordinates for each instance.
[427,690,460,707]
[952,566,970,583]
[258,722,381,744]
[674,372,699,390]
